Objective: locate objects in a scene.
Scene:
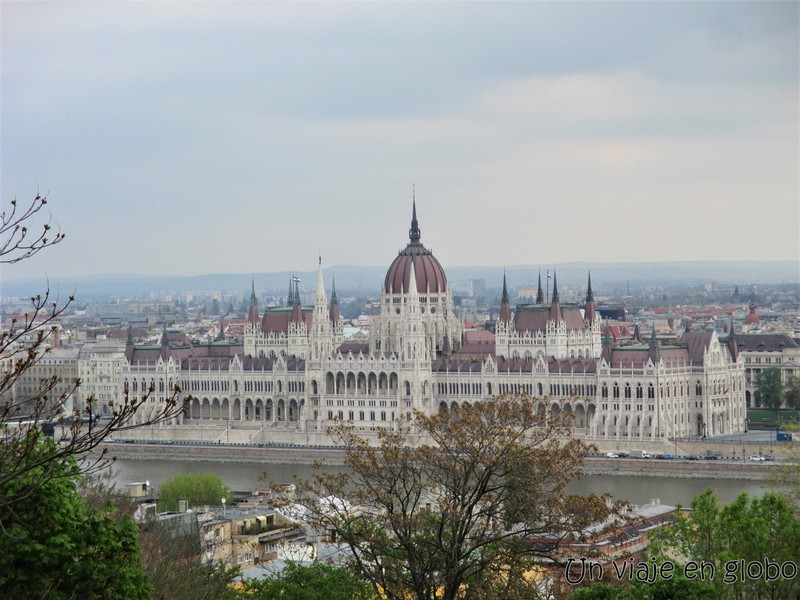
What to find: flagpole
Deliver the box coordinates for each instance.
[546,269,550,304]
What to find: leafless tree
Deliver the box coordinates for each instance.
[0,193,189,531]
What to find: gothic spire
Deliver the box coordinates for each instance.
[536,271,544,304]
[248,278,260,325]
[586,271,593,302]
[500,271,511,323]
[584,271,597,324]
[550,270,562,322]
[329,275,340,323]
[551,270,559,303]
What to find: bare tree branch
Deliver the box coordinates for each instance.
[1,193,189,533]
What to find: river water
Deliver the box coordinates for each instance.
[109,458,776,507]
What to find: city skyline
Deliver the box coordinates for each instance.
[2,2,798,281]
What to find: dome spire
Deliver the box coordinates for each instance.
[409,185,421,244]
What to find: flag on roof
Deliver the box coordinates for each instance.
[293,276,301,282]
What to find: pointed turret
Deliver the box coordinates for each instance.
[500,272,511,323]
[550,270,562,322]
[408,260,420,302]
[125,325,134,361]
[160,321,170,361]
[247,278,259,325]
[314,257,328,308]
[536,272,544,304]
[291,278,303,323]
[216,317,226,341]
[602,324,613,362]
[329,275,340,323]
[648,326,660,364]
[584,272,596,324]
[442,332,451,358]
[287,277,295,307]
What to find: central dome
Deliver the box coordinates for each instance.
[384,202,447,294]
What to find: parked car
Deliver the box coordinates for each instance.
[704,453,719,460]
[605,452,620,458]
[749,455,765,462]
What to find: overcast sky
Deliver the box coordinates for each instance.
[2,1,798,282]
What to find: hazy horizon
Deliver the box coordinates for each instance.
[3,2,798,281]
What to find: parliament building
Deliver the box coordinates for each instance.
[121,203,746,448]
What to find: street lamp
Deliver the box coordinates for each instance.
[221,497,226,516]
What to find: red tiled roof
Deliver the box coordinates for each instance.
[514,305,587,332]
[261,308,313,334]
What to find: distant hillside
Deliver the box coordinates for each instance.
[3,261,797,299]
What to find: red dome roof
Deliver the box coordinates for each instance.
[384,202,447,294]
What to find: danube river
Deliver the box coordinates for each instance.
[109,457,776,507]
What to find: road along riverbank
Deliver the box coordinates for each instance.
[96,442,786,481]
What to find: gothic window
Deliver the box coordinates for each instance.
[602,384,608,398]
[613,383,620,398]
[648,384,654,399]
[624,383,631,399]
[636,384,643,399]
